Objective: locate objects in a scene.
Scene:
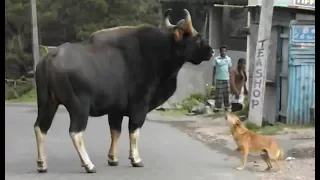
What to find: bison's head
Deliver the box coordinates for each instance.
[162,9,213,65]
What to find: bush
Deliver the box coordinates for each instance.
[205,84,215,99]
[5,78,34,100]
[180,92,206,112]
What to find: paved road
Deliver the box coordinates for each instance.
[5,105,259,180]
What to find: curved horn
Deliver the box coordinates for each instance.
[163,9,175,29]
[183,9,198,36]
[202,12,209,39]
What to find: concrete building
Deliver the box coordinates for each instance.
[247,0,314,124]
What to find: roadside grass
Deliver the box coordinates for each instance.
[245,121,314,135]
[156,107,314,136]
[153,109,188,117]
[8,88,37,103]
[204,111,225,119]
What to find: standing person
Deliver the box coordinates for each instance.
[230,58,248,112]
[212,46,232,112]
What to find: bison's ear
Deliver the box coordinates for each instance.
[173,28,184,41]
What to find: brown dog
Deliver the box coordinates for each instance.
[225,112,285,171]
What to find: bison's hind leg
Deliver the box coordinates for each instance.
[34,93,59,173]
[66,98,96,173]
[107,114,124,166]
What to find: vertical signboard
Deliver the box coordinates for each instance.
[293,0,315,9]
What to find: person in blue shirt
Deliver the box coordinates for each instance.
[212,46,232,112]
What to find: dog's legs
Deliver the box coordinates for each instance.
[237,147,248,171]
[260,151,272,171]
[272,159,282,172]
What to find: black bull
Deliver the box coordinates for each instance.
[33,9,213,173]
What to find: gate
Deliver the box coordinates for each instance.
[286,20,315,124]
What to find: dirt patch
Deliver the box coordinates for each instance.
[159,115,315,180]
[255,158,315,180]
[287,147,315,159]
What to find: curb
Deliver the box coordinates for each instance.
[5,102,37,108]
[146,112,210,122]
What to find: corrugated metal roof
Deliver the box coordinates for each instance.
[248,0,314,11]
[159,0,228,4]
[247,4,315,11]
[159,0,315,11]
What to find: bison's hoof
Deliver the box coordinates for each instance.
[37,168,48,173]
[108,160,119,166]
[236,166,245,171]
[36,159,47,173]
[131,161,144,167]
[108,154,119,166]
[83,165,97,173]
[129,157,144,167]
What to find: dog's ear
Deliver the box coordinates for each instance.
[236,119,242,126]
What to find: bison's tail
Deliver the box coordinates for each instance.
[35,55,51,108]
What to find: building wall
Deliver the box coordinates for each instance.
[168,50,246,103]
[248,7,314,123]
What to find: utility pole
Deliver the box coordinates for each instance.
[30,0,40,73]
[245,9,251,94]
[248,0,274,127]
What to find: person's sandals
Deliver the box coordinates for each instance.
[213,108,223,113]
[213,107,231,113]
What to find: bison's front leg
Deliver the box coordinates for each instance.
[107,114,124,166]
[128,107,147,167]
[70,132,96,173]
[68,101,96,173]
[148,77,177,112]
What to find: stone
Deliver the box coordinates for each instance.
[156,102,173,111]
[206,99,215,109]
[191,103,206,114]
[204,105,213,115]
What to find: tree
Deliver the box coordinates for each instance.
[5,0,160,79]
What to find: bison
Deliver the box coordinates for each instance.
[34,9,213,173]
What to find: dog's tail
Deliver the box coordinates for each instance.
[277,148,287,160]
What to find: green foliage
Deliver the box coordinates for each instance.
[8,88,37,102]
[5,0,160,80]
[5,78,34,100]
[205,85,215,99]
[180,93,206,112]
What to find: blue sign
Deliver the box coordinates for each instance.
[291,25,315,43]
[293,0,315,9]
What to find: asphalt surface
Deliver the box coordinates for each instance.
[5,105,259,180]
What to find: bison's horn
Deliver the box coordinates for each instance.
[183,9,198,36]
[163,9,175,29]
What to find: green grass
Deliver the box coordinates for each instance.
[245,122,314,135]
[204,111,225,119]
[8,88,37,103]
[155,109,188,117]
